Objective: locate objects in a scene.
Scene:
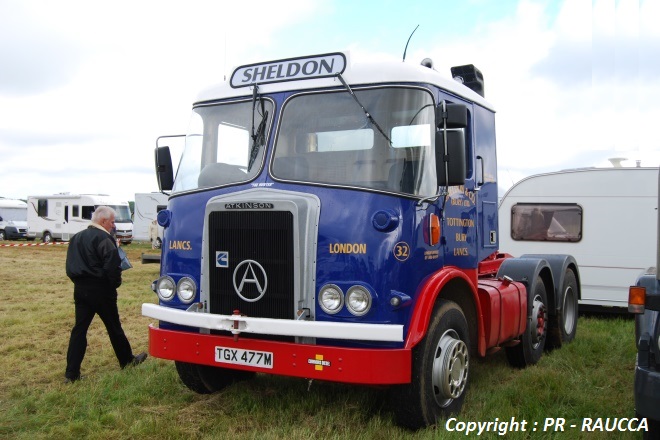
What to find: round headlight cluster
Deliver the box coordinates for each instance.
[319,284,344,314]
[155,276,197,303]
[318,284,373,316]
[156,276,176,301]
[177,277,197,303]
[346,286,372,316]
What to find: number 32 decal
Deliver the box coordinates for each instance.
[393,242,410,262]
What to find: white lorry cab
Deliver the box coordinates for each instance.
[499,166,658,311]
[27,193,133,244]
[0,197,31,241]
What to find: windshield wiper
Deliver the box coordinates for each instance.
[336,73,391,145]
[248,84,268,171]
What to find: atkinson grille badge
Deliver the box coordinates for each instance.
[233,260,268,302]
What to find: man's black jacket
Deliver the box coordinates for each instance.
[66,225,122,291]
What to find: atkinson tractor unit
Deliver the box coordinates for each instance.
[142,52,580,429]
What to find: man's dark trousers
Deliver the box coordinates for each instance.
[65,285,134,380]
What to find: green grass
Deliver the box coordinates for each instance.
[0,242,642,439]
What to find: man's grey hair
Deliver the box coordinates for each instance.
[92,206,116,223]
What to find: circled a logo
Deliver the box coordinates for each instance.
[233,260,268,302]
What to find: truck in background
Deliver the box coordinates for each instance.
[499,166,658,312]
[142,52,580,429]
[629,169,660,438]
[0,197,32,241]
[27,193,133,244]
[133,192,168,246]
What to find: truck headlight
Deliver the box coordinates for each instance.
[156,276,176,301]
[346,285,372,316]
[319,284,343,314]
[177,277,197,303]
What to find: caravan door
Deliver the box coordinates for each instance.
[62,204,71,241]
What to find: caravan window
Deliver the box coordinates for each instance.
[511,203,582,242]
[82,206,95,220]
[72,205,79,217]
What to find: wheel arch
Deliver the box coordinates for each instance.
[519,254,581,314]
[405,268,482,356]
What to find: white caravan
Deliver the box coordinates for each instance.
[499,167,658,311]
[27,193,133,244]
[0,197,31,240]
[133,192,168,245]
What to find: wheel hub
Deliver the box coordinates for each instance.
[530,294,547,347]
[432,330,469,407]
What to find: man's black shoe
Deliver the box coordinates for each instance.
[130,352,148,367]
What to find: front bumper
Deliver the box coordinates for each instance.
[142,303,404,342]
[5,227,27,239]
[148,325,411,385]
[143,303,410,385]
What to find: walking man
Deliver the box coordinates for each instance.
[64,205,146,383]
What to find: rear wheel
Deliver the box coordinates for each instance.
[175,361,255,394]
[558,270,578,343]
[506,276,548,368]
[0,230,5,241]
[391,299,470,429]
[42,232,53,243]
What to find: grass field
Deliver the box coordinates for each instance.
[0,241,643,439]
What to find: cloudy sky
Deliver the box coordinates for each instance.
[0,0,658,203]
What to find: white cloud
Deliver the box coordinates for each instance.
[0,0,657,203]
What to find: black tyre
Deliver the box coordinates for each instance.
[391,299,470,429]
[0,230,5,241]
[557,269,578,343]
[42,232,52,243]
[643,416,659,440]
[506,276,548,368]
[175,361,213,394]
[154,237,162,249]
[175,361,255,394]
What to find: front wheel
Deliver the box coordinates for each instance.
[391,299,470,429]
[42,232,53,243]
[175,361,255,394]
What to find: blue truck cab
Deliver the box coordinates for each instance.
[143,51,580,429]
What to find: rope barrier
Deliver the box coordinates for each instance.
[0,241,69,247]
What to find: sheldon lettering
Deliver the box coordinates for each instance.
[231,53,346,88]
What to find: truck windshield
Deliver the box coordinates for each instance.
[173,99,274,192]
[0,208,27,222]
[272,87,437,195]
